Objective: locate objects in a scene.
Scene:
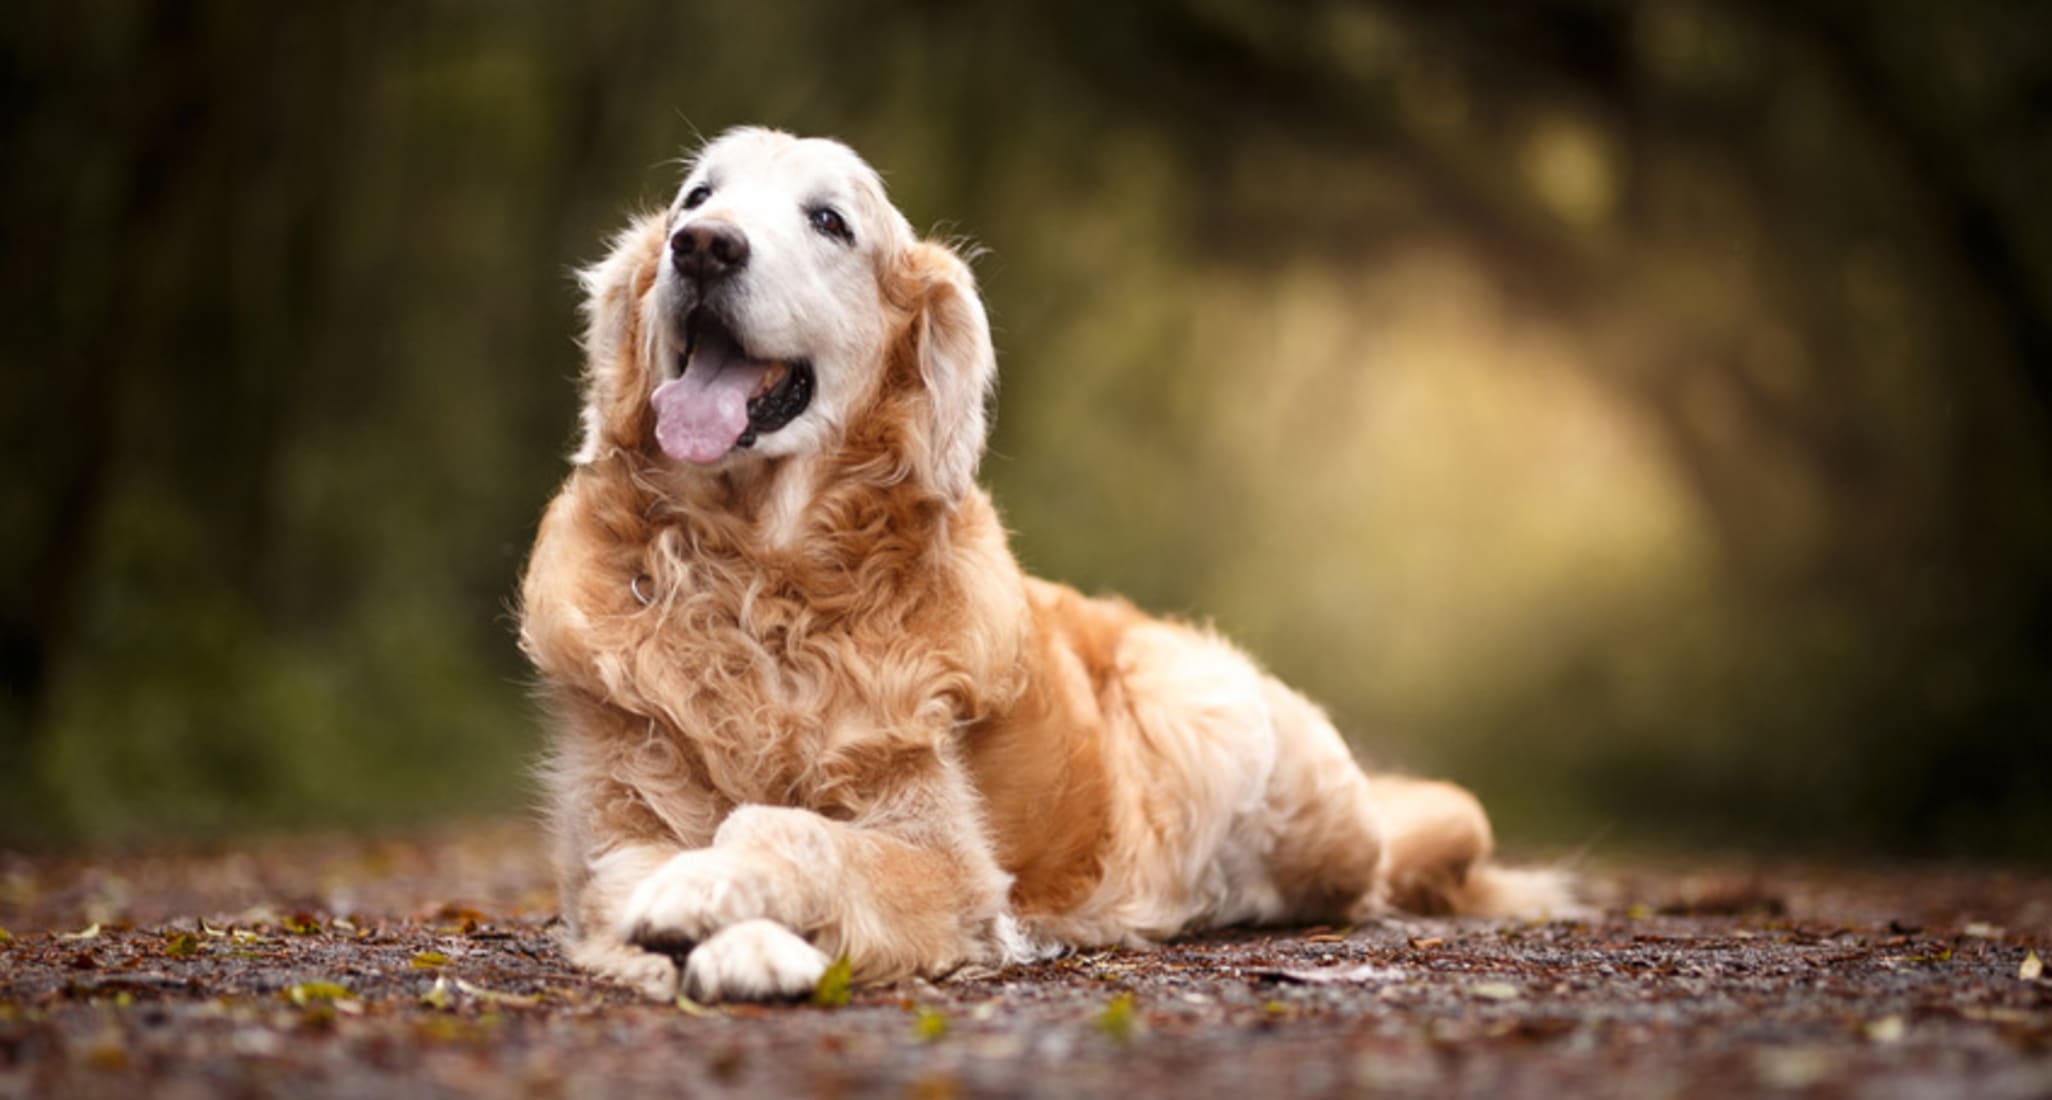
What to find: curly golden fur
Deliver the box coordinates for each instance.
[519,128,1570,1002]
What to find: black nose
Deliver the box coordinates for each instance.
[671,222,750,282]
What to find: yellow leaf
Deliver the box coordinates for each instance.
[410,951,450,969]
[2023,950,2044,981]
[912,1006,949,1041]
[420,977,453,1011]
[1470,982,1522,1001]
[58,923,101,942]
[1864,1015,1906,1043]
[162,932,202,958]
[1095,991,1138,1043]
[0,927,12,946]
[287,981,357,1006]
[674,993,717,1018]
[812,956,853,1007]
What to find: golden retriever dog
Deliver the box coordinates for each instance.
[519,127,1571,1003]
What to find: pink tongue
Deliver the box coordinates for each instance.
[651,360,771,463]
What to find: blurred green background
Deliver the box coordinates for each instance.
[4,1,2049,858]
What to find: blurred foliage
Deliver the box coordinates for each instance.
[3,0,2049,858]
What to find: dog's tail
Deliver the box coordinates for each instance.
[1442,862,1581,919]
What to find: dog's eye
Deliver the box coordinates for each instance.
[682,184,713,210]
[808,206,853,245]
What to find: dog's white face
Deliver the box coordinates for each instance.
[576,128,996,501]
[648,129,916,467]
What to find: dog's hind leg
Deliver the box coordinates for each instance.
[1367,773,1578,919]
[1363,774,1493,916]
[1250,678,1575,923]
[1252,678,1388,923]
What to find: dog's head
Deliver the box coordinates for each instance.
[574,128,995,502]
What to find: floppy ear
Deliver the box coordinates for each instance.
[571,212,668,464]
[896,241,997,500]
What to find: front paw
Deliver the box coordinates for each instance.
[683,919,831,1003]
[618,848,777,953]
[565,936,681,1001]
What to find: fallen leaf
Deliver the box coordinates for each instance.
[1864,1015,1906,1043]
[1469,982,1522,1001]
[1962,922,2004,940]
[0,927,12,946]
[1251,964,1406,985]
[59,923,101,942]
[1407,937,1445,951]
[286,981,357,1006]
[712,1044,754,1081]
[454,979,539,1007]
[1095,991,1138,1043]
[282,913,321,935]
[1625,903,1653,921]
[812,957,853,1007]
[2023,951,2044,981]
[421,977,454,1011]
[912,1006,949,1041]
[1509,1018,1579,1041]
[69,974,197,999]
[84,1036,128,1071]
[410,951,450,969]
[414,1015,471,1044]
[674,993,717,1018]
[432,905,488,934]
[1754,1047,1839,1089]
[162,933,202,958]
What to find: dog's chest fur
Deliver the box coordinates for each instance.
[522,460,1026,815]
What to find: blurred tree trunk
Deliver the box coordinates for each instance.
[1,1,211,766]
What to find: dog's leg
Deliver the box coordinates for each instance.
[1369,772,1579,918]
[619,773,1012,1001]
[1363,774,1492,916]
[676,919,834,1003]
[1254,678,1388,922]
[546,724,730,1001]
[561,841,693,999]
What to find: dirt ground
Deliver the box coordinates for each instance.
[2,823,2049,1100]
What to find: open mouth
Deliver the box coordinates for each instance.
[650,308,815,464]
